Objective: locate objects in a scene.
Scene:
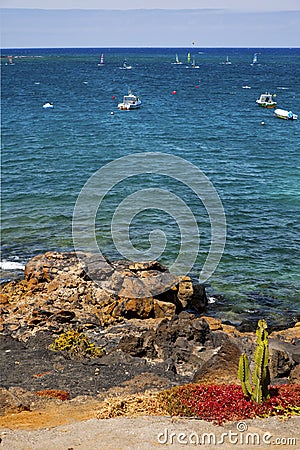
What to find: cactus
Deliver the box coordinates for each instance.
[238,319,270,403]
[238,353,252,399]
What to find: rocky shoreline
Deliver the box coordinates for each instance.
[1,251,300,419]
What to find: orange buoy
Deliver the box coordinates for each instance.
[195,85,199,89]
[111,95,115,100]
[172,90,177,95]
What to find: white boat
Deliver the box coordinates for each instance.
[256,92,277,108]
[274,108,297,120]
[98,54,104,66]
[242,85,251,89]
[120,60,132,70]
[118,90,141,110]
[251,53,260,66]
[172,54,182,65]
[43,102,54,109]
[191,58,200,69]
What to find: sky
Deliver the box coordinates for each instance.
[1,0,300,11]
[1,1,300,48]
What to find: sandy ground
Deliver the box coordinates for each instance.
[1,414,299,449]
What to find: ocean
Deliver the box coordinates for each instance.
[1,47,300,328]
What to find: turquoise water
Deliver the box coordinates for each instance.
[1,48,300,327]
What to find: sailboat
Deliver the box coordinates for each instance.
[7,55,14,65]
[191,58,200,69]
[251,53,260,66]
[98,54,104,66]
[186,52,193,68]
[172,53,182,65]
[221,56,232,65]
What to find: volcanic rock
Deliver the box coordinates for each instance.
[0,251,208,339]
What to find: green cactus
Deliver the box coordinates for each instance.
[238,353,252,399]
[238,319,270,403]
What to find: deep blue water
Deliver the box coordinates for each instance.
[1,47,300,327]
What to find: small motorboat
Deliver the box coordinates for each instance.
[243,85,251,89]
[256,93,277,108]
[118,90,141,110]
[43,102,54,109]
[274,108,297,120]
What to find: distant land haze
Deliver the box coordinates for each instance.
[1,0,300,11]
[1,8,300,48]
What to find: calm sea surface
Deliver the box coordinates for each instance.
[1,48,300,327]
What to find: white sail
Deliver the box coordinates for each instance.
[98,54,104,66]
[172,53,182,65]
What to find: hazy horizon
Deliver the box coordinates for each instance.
[1,6,300,48]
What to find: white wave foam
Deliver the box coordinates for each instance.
[0,260,25,271]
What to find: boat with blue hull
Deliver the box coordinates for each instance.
[274,108,297,120]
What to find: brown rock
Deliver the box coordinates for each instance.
[0,388,31,415]
[112,297,154,320]
[8,323,20,331]
[0,293,10,305]
[128,261,158,271]
[189,282,207,312]
[202,316,223,331]
[193,334,242,384]
[269,342,294,380]
[118,276,152,299]
[118,335,146,357]
[270,325,300,344]
[51,310,76,324]
[177,276,193,309]
[153,299,176,319]
[290,364,300,383]
[0,251,209,337]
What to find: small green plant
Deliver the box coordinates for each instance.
[50,329,105,360]
[238,319,270,403]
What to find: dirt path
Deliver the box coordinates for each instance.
[0,398,101,430]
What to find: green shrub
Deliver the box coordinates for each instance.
[50,329,105,360]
